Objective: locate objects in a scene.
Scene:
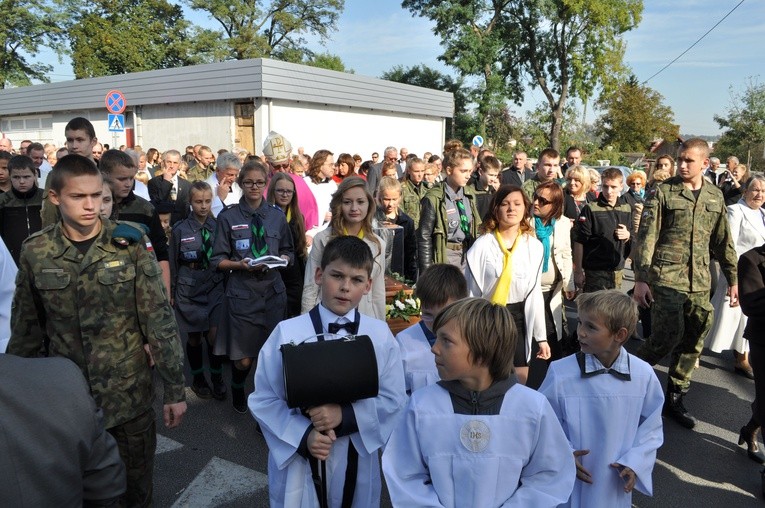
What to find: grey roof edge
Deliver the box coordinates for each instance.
[0,58,454,118]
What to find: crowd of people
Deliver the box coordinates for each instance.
[0,120,763,506]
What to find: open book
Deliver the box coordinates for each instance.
[245,255,288,269]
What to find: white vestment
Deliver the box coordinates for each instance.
[249,311,406,508]
[539,351,664,508]
[382,382,576,507]
[395,321,439,394]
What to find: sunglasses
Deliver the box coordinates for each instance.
[271,162,290,171]
[533,194,552,206]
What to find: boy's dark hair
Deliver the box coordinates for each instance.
[415,263,467,307]
[64,117,96,140]
[576,289,638,338]
[538,148,560,161]
[320,236,374,276]
[601,167,624,182]
[0,150,11,162]
[434,298,516,381]
[8,155,35,175]
[100,149,136,174]
[50,155,100,193]
[479,155,501,173]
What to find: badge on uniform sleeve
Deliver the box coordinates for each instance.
[235,238,251,251]
[460,420,491,452]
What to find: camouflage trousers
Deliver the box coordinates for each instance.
[108,409,157,508]
[636,286,713,393]
[583,269,623,293]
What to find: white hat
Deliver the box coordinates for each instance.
[262,131,292,162]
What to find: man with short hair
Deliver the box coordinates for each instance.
[148,150,191,225]
[187,145,216,182]
[368,146,401,194]
[562,146,582,172]
[470,155,501,220]
[187,144,203,169]
[500,151,534,187]
[633,138,738,430]
[726,156,739,173]
[27,142,53,186]
[261,131,319,230]
[399,147,409,164]
[371,152,379,163]
[18,140,32,155]
[92,142,104,163]
[522,148,561,200]
[0,138,13,154]
[207,152,242,217]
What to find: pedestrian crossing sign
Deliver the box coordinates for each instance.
[108,114,125,132]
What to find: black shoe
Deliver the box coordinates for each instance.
[211,377,227,401]
[191,378,213,399]
[663,392,697,429]
[735,365,755,380]
[739,425,765,464]
[232,387,247,414]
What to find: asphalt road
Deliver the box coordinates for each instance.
[151,273,765,506]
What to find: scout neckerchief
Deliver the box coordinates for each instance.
[490,229,522,305]
[286,205,292,223]
[343,227,365,239]
[455,197,470,235]
[200,226,213,269]
[250,212,268,258]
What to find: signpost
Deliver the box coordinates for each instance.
[105,90,126,148]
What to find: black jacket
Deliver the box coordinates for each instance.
[740,244,765,346]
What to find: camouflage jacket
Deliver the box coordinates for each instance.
[7,218,185,428]
[633,176,737,292]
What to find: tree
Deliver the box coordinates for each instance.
[69,0,218,78]
[380,64,477,142]
[403,0,643,151]
[0,0,64,88]
[304,52,353,73]
[184,0,343,61]
[595,75,678,153]
[713,79,765,170]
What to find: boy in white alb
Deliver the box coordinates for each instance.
[396,263,467,394]
[539,290,664,507]
[249,236,406,507]
[383,298,575,507]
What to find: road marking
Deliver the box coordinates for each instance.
[171,456,269,507]
[156,434,184,454]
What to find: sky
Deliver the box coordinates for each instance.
[40,0,765,136]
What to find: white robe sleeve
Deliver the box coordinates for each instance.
[382,397,446,507]
[248,324,313,469]
[613,366,664,496]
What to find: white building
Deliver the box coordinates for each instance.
[0,58,453,159]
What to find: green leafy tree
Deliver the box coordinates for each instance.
[184,0,343,61]
[403,0,643,151]
[0,0,64,88]
[304,52,353,73]
[595,75,678,153]
[69,0,217,78]
[381,64,477,142]
[713,79,765,171]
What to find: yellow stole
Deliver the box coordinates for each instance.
[343,227,365,239]
[286,206,292,223]
[490,229,521,305]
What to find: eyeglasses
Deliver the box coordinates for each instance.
[242,180,267,189]
[275,188,294,195]
[271,162,290,171]
[533,194,552,206]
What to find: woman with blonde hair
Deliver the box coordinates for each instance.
[465,184,549,384]
[301,176,387,319]
[563,165,595,220]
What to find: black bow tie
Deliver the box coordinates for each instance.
[328,321,358,335]
[581,368,631,381]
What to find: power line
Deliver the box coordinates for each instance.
[642,0,746,84]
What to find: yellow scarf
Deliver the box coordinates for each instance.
[343,227,365,239]
[490,229,521,304]
[286,206,292,223]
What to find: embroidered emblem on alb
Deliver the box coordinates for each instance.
[460,420,490,452]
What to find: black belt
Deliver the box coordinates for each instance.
[446,242,463,251]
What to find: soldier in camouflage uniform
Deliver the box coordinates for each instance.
[7,154,186,507]
[632,138,738,430]
[186,145,216,182]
